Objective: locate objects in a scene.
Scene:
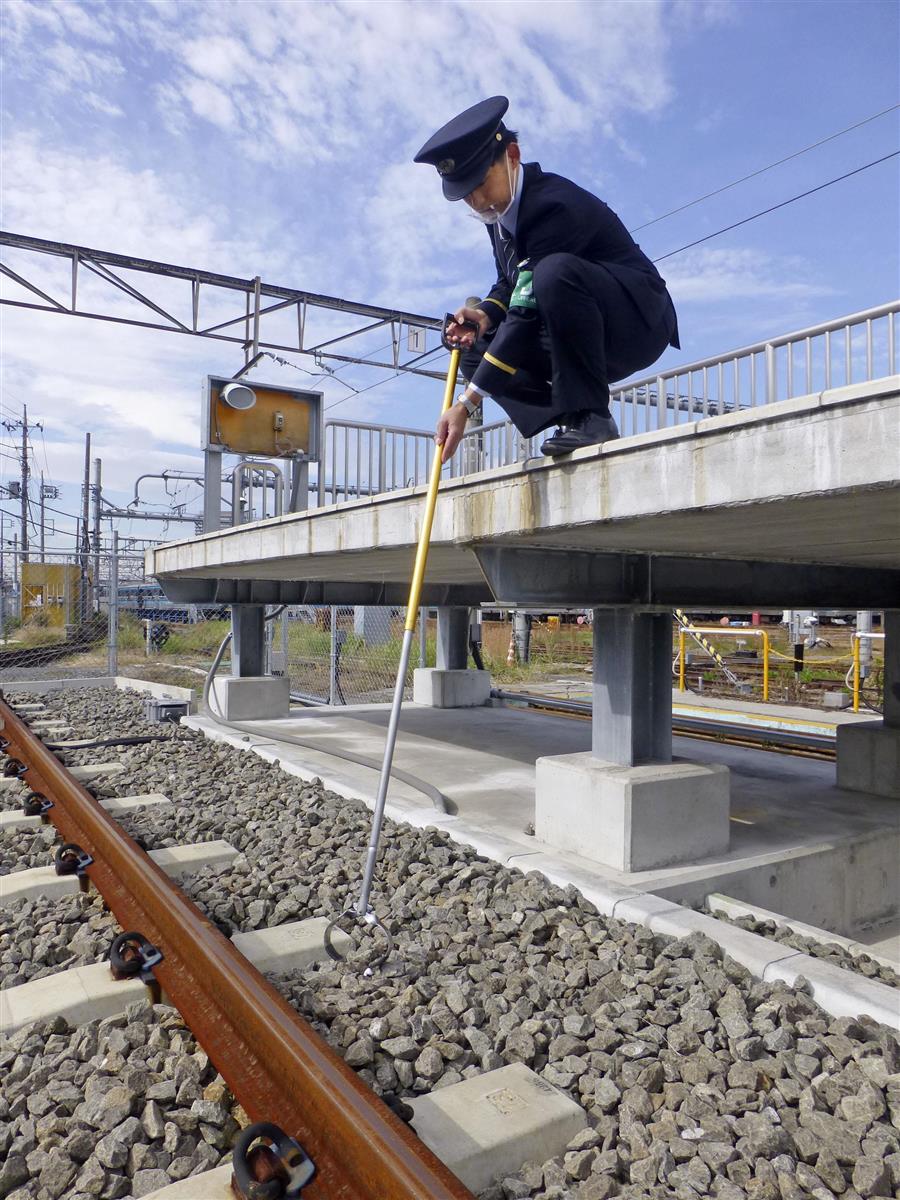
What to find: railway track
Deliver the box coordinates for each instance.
[0,633,101,673]
[492,689,838,761]
[0,696,474,1200]
[2,685,897,1200]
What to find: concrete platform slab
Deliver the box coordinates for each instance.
[409,1061,587,1193]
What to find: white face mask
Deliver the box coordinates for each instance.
[468,156,517,225]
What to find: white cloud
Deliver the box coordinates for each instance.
[664,246,836,305]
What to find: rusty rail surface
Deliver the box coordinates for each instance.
[0,697,474,1200]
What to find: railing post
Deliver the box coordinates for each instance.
[678,629,685,692]
[765,343,776,405]
[378,430,387,494]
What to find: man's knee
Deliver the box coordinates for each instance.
[532,253,584,303]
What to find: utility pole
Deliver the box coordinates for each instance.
[40,472,45,560]
[92,457,102,605]
[20,406,28,562]
[81,433,91,618]
[1,404,42,565]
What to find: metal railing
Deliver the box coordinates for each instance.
[319,302,898,498]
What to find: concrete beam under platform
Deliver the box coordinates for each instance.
[148,382,900,609]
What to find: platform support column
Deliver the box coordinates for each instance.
[535,605,730,872]
[436,607,469,670]
[210,605,290,721]
[592,610,672,766]
[231,606,266,677]
[414,606,490,707]
[837,610,900,798]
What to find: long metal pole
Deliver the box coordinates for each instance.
[81,432,91,618]
[108,531,118,677]
[39,473,45,560]
[20,404,29,562]
[92,457,101,601]
[355,350,460,917]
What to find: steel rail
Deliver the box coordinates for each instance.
[0,697,474,1200]
[491,689,837,760]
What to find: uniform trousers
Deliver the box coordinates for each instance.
[462,252,675,438]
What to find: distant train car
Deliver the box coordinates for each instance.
[116,582,228,624]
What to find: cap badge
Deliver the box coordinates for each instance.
[437,158,455,176]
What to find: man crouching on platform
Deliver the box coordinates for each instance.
[414,96,680,460]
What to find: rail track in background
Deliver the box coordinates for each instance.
[0,696,474,1200]
[492,689,838,762]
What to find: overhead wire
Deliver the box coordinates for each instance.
[630,102,900,233]
[654,151,899,263]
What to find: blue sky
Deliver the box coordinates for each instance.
[0,0,898,549]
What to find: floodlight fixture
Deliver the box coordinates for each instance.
[220,382,257,410]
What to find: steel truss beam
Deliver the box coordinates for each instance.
[0,231,446,380]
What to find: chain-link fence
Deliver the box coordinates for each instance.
[0,545,885,714]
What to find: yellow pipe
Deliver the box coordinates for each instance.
[404,349,461,632]
[852,635,860,713]
[678,629,686,692]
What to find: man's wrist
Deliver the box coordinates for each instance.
[458,389,481,417]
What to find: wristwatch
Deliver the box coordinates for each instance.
[458,392,480,417]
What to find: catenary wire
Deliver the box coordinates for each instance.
[654,151,899,263]
[630,102,900,232]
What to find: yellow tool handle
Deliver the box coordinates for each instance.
[403,349,461,632]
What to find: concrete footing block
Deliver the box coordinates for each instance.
[535,752,730,871]
[413,668,491,708]
[408,1061,587,1193]
[836,721,900,799]
[210,675,290,721]
[0,792,170,835]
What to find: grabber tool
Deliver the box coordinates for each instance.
[324,315,467,970]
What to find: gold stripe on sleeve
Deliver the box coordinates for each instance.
[483,352,517,376]
[482,297,508,314]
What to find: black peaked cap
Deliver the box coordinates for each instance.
[414,96,510,200]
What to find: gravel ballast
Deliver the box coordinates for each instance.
[2,686,899,1200]
[1,1001,239,1200]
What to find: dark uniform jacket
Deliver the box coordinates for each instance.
[480,161,680,350]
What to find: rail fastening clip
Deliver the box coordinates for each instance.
[231,1122,315,1200]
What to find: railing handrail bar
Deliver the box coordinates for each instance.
[616,300,899,391]
[324,417,438,436]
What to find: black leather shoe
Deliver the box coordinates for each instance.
[540,412,619,455]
